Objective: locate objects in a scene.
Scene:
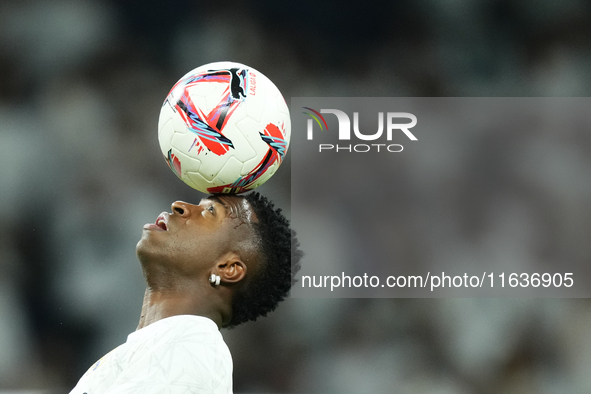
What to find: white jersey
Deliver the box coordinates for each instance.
[69,315,233,394]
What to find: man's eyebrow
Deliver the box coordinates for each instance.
[207,195,228,207]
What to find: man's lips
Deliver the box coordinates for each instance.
[155,213,168,230]
[143,212,168,231]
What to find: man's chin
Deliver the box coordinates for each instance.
[135,236,160,265]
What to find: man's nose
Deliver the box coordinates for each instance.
[171,201,192,217]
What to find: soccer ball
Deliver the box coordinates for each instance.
[158,61,291,194]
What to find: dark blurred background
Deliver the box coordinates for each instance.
[1,0,591,393]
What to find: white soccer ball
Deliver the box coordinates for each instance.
[158,61,291,194]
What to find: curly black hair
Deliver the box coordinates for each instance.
[226,191,303,328]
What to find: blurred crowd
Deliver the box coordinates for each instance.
[1,0,591,393]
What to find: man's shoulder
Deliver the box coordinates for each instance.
[70,316,232,394]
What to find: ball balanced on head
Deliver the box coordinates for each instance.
[158,61,291,194]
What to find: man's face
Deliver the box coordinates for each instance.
[136,195,258,277]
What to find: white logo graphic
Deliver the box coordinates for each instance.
[303,108,417,153]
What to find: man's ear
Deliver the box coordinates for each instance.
[216,252,247,284]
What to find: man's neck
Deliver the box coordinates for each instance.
[136,287,224,330]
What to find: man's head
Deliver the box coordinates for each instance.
[136,192,302,328]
